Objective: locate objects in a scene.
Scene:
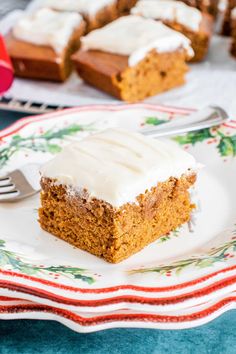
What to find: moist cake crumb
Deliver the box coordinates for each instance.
[38,128,198,263]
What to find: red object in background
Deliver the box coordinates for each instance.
[0,34,13,94]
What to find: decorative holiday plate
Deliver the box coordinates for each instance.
[1,292,236,332]
[1,104,236,313]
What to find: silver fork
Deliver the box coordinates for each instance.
[0,105,229,203]
[0,164,40,202]
[141,106,229,137]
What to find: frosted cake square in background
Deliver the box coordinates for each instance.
[231,7,236,57]
[37,0,137,32]
[5,8,85,81]
[131,0,213,62]
[72,16,193,102]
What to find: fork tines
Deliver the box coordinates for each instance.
[0,176,19,200]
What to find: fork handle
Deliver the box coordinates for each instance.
[142,106,229,138]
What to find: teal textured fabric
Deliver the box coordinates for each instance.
[1,113,236,354]
[0,311,236,354]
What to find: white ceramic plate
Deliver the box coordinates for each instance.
[1,292,236,332]
[1,104,236,315]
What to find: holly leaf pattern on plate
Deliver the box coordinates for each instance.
[0,123,95,169]
[0,240,96,284]
[217,133,236,157]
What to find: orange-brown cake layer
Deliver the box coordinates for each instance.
[222,0,236,35]
[117,0,138,15]
[72,49,189,102]
[85,0,138,31]
[180,0,219,17]
[83,2,118,32]
[231,17,236,57]
[5,22,85,82]
[39,173,196,263]
[163,13,213,62]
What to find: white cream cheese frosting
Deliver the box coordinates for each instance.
[40,129,198,207]
[131,0,202,32]
[81,15,194,66]
[13,8,83,53]
[39,0,116,16]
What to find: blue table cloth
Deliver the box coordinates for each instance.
[0,312,236,354]
[1,113,236,354]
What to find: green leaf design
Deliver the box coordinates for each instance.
[174,128,236,159]
[129,236,236,276]
[42,124,85,140]
[0,240,96,284]
[73,274,95,284]
[0,240,5,247]
[158,228,180,243]
[174,128,213,145]
[217,134,236,157]
[12,135,22,141]
[145,117,167,126]
[0,123,95,169]
[144,114,236,158]
[197,258,215,268]
[46,144,62,154]
[158,235,171,243]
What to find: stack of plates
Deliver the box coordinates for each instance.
[1,104,236,333]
